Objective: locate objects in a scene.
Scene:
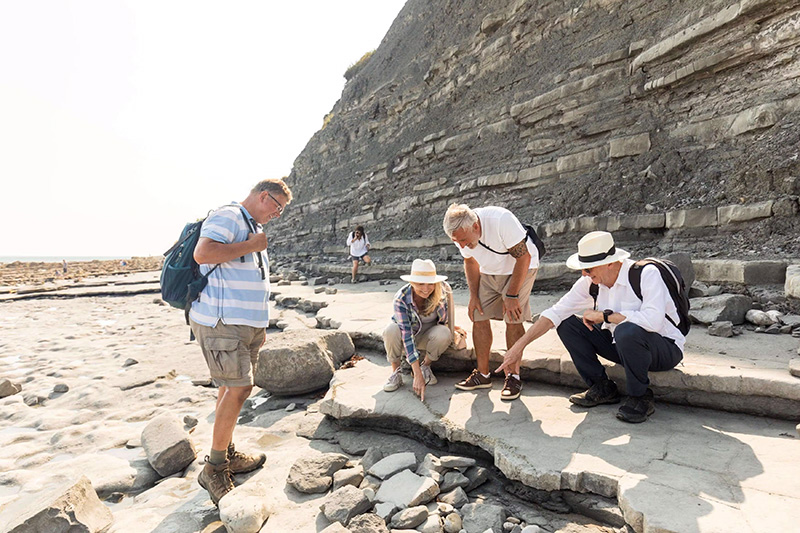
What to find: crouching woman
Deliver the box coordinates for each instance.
[383,259,465,401]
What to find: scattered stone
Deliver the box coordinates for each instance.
[275,320,290,330]
[122,358,138,367]
[153,297,167,305]
[780,325,792,334]
[4,476,113,533]
[375,469,440,508]
[521,526,543,533]
[191,378,212,387]
[23,393,45,406]
[287,452,349,493]
[315,286,326,294]
[320,523,350,533]
[443,511,463,533]
[105,492,124,503]
[689,294,752,325]
[183,415,198,428]
[329,319,342,328]
[0,378,22,398]
[360,446,384,472]
[707,285,724,296]
[53,383,69,393]
[439,470,470,492]
[764,324,781,334]
[708,321,734,338]
[218,482,272,533]
[326,287,338,295]
[461,502,506,533]
[310,277,326,286]
[785,264,800,299]
[796,423,800,437]
[359,474,382,493]
[438,486,469,508]
[391,505,429,529]
[746,309,777,326]
[790,359,800,378]
[439,455,476,469]
[464,465,490,491]
[320,485,372,525]
[141,413,197,477]
[277,280,291,286]
[374,501,397,521]
[333,465,365,490]
[297,299,328,313]
[348,512,390,533]
[285,403,296,412]
[327,278,337,285]
[368,451,417,480]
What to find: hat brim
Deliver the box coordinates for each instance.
[565,249,630,270]
[400,275,448,283]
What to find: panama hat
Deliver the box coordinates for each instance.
[565,231,630,270]
[400,259,448,283]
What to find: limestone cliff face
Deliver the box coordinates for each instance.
[273,0,800,260]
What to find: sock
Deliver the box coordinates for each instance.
[481,372,490,379]
[209,447,227,465]
[511,373,520,380]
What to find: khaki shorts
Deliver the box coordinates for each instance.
[473,268,537,323]
[190,319,266,388]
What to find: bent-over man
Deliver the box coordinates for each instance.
[497,231,684,423]
[190,178,292,504]
[443,203,539,401]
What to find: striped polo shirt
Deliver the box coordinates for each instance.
[189,203,270,328]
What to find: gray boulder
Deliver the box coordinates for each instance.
[461,502,506,533]
[368,451,417,480]
[390,505,429,529]
[689,294,752,325]
[320,485,372,525]
[790,358,800,378]
[254,330,354,395]
[375,469,440,508]
[707,321,734,338]
[746,309,777,326]
[785,264,800,299]
[0,378,21,398]
[464,465,490,491]
[287,452,349,493]
[218,482,271,533]
[348,513,390,533]
[332,465,365,490]
[439,471,470,492]
[437,486,469,508]
[141,413,197,477]
[5,476,113,533]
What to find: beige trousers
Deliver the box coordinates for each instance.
[383,321,451,365]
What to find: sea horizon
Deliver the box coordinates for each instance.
[0,255,134,264]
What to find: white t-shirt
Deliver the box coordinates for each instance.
[456,206,539,275]
[347,232,370,257]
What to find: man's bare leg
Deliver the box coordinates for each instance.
[473,320,493,375]
[505,323,525,376]
[212,385,252,453]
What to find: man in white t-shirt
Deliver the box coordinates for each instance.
[442,203,539,401]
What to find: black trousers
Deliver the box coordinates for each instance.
[556,315,683,396]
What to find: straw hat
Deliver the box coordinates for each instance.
[565,231,630,270]
[400,259,448,283]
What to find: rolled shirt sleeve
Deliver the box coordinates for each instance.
[393,297,420,365]
[539,276,595,329]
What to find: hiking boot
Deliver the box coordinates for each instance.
[227,443,266,474]
[616,389,655,423]
[501,374,522,401]
[455,369,492,391]
[197,457,234,506]
[421,363,437,385]
[569,379,621,407]
[383,368,403,392]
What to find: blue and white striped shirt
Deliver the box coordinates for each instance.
[189,203,270,328]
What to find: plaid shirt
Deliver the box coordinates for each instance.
[391,283,449,365]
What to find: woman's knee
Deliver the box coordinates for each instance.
[383,322,403,362]
[425,326,451,360]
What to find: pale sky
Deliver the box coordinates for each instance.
[0,0,407,258]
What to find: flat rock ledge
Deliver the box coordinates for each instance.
[319,354,800,533]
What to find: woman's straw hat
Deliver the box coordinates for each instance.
[400,258,448,283]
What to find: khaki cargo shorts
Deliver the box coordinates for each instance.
[190,319,266,388]
[473,268,537,324]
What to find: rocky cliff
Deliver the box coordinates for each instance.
[272,0,800,262]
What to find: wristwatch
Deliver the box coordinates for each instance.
[603,309,613,323]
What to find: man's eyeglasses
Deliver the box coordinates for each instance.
[267,193,284,214]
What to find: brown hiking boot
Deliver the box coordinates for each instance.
[197,456,234,505]
[454,369,492,391]
[228,442,266,474]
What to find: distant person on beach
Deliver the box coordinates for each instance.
[189,178,292,505]
[382,259,466,401]
[346,225,371,283]
[496,231,685,423]
[62,259,67,274]
[443,203,539,402]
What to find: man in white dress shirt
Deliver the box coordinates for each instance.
[496,231,684,423]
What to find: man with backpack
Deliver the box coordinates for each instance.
[443,203,540,401]
[189,178,292,504]
[496,231,686,423]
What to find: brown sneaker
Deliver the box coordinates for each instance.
[501,374,522,401]
[455,369,492,391]
[228,442,266,474]
[198,457,234,505]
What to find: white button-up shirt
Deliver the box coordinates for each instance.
[540,259,685,352]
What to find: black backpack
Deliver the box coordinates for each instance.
[478,224,546,259]
[589,258,691,335]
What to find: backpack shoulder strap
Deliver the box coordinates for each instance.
[628,259,684,331]
[589,282,599,310]
[478,240,509,255]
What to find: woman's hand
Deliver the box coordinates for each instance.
[412,366,426,402]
